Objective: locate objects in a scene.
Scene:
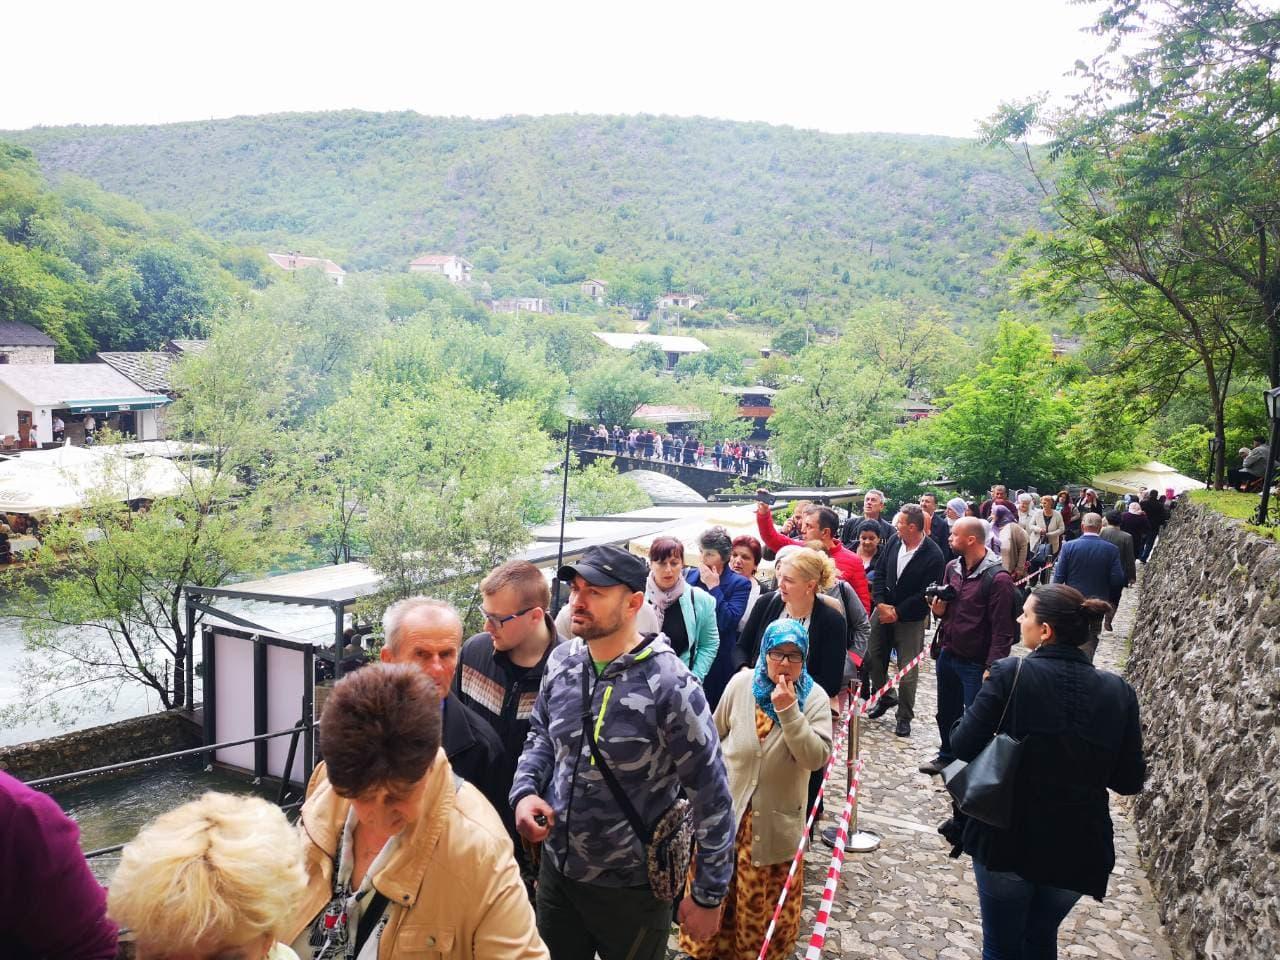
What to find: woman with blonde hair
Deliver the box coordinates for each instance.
[734,546,845,699]
[108,792,308,960]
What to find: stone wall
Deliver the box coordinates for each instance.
[0,709,202,782]
[0,344,55,364]
[1127,498,1280,960]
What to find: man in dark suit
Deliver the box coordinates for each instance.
[920,492,951,562]
[866,504,946,737]
[1052,513,1125,660]
[1100,512,1136,631]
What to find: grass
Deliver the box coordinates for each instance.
[1187,488,1280,541]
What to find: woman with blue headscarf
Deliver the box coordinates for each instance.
[678,619,833,960]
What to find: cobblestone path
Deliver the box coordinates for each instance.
[672,582,1176,960]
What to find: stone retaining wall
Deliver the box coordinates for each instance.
[0,709,202,782]
[1127,499,1280,960]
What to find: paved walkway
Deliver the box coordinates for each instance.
[673,582,1177,959]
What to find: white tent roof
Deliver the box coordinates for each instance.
[0,444,210,516]
[592,332,709,353]
[1091,461,1206,496]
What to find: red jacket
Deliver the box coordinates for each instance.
[756,511,872,613]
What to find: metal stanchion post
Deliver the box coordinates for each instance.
[821,688,881,853]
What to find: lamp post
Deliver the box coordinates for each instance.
[1253,387,1280,526]
[1207,436,1222,489]
[552,418,574,615]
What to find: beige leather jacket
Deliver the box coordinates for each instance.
[286,751,548,960]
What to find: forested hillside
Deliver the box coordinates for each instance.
[7,113,1049,328]
[0,141,259,358]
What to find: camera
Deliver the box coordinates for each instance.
[924,581,957,603]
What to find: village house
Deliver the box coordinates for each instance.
[581,278,608,303]
[591,332,709,371]
[96,352,181,399]
[0,364,170,449]
[720,384,778,439]
[267,252,346,286]
[489,297,553,315]
[0,321,57,365]
[656,292,703,310]
[409,254,472,284]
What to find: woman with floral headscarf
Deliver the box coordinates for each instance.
[679,618,833,960]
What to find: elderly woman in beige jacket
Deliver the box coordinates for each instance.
[679,618,833,960]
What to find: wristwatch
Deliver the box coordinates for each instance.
[691,892,723,910]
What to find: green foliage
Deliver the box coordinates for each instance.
[770,338,903,486]
[566,456,652,518]
[1188,489,1279,541]
[770,321,810,357]
[8,114,1052,333]
[0,141,244,356]
[675,344,746,383]
[573,356,662,426]
[631,340,668,372]
[0,311,307,722]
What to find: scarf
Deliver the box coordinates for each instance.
[946,497,968,519]
[988,504,1014,555]
[645,571,686,628]
[752,618,815,724]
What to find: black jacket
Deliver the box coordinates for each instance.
[950,645,1145,900]
[442,695,509,822]
[871,534,946,622]
[734,590,847,697]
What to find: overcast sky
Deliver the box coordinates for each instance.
[5,0,1110,138]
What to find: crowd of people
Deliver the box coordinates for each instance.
[6,482,1153,960]
[589,424,771,475]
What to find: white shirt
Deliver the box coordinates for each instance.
[896,538,923,579]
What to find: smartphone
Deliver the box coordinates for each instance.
[755,489,776,505]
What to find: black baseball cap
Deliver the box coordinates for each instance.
[556,544,648,593]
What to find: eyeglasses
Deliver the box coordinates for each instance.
[766,650,805,665]
[480,606,533,627]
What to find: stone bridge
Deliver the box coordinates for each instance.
[573,445,772,499]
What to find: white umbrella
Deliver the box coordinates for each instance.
[1090,461,1205,497]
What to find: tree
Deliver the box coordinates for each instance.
[0,310,306,724]
[984,0,1280,485]
[842,302,966,394]
[769,339,902,486]
[923,321,1074,492]
[770,320,810,356]
[631,341,668,372]
[574,357,662,426]
[566,456,652,518]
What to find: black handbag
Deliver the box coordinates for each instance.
[580,665,694,902]
[941,657,1025,829]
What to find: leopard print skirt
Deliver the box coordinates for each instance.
[678,806,805,960]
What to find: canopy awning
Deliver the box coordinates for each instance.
[58,397,170,414]
[1091,461,1206,496]
[0,443,209,516]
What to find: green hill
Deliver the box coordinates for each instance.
[0,141,257,359]
[7,112,1049,329]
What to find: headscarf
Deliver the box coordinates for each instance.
[752,618,815,723]
[988,504,1015,554]
[946,497,968,519]
[1127,501,1144,515]
[645,570,686,627]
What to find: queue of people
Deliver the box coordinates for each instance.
[6,487,1149,960]
[589,423,772,475]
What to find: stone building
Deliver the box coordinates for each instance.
[0,321,57,365]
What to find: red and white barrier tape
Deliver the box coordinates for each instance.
[753,711,851,960]
[860,647,928,716]
[802,758,864,960]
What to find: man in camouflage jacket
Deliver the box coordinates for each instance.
[511,545,734,960]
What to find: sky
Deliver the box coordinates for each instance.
[4,0,1111,138]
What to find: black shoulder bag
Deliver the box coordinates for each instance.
[579,664,693,902]
[941,656,1025,829]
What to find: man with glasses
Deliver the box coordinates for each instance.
[379,596,507,822]
[454,560,562,888]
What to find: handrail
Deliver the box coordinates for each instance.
[25,724,318,789]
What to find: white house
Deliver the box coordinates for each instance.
[591,332,709,370]
[409,254,472,284]
[0,364,170,448]
[490,298,553,315]
[0,321,57,365]
[656,293,703,310]
[267,252,346,285]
